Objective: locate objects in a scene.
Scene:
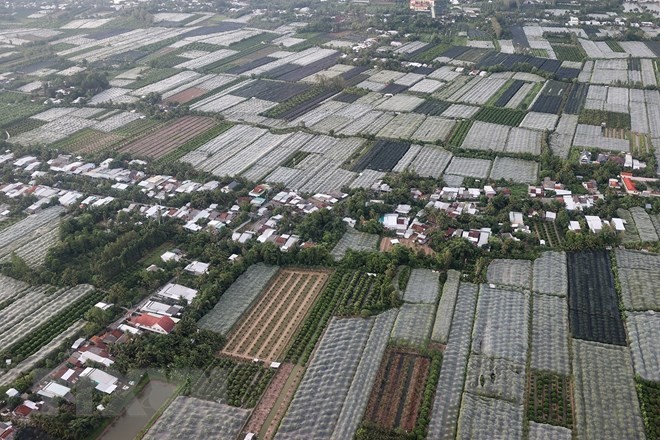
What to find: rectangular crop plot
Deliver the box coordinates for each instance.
[630,206,659,243]
[222,268,331,363]
[617,264,660,311]
[331,229,379,261]
[275,312,396,440]
[411,116,456,143]
[118,116,217,159]
[143,397,249,440]
[232,79,311,102]
[402,268,440,304]
[532,252,568,296]
[527,371,573,429]
[490,157,538,184]
[456,394,523,440]
[431,270,460,345]
[504,127,543,155]
[428,283,478,440]
[406,145,453,178]
[486,259,532,289]
[390,303,436,347]
[567,251,625,346]
[519,112,559,131]
[461,121,510,152]
[531,294,570,375]
[363,348,431,432]
[353,140,410,172]
[472,285,529,364]
[464,354,526,404]
[572,340,646,440]
[626,312,660,381]
[528,422,571,440]
[474,107,525,127]
[444,157,492,179]
[198,264,279,335]
[190,358,274,408]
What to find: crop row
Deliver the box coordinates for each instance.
[0,289,103,364]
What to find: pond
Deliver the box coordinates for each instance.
[98,380,177,440]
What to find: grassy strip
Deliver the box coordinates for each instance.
[127,68,179,90]
[606,40,625,53]
[486,79,513,107]
[413,350,442,438]
[578,109,631,130]
[154,121,232,165]
[448,119,473,147]
[518,81,544,110]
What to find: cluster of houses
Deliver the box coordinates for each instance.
[2,153,239,206]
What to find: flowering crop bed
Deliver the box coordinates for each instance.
[527,371,573,429]
[363,348,431,432]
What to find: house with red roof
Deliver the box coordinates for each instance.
[130,314,176,335]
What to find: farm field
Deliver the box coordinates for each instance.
[527,371,573,429]
[143,396,250,440]
[190,357,274,408]
[390,303,436,347]
[275,311,397,440]
[567,251,626,346]
[363,348,430,432]
[615,249,660,311]
[0,207,65,260]
[486,259,532,289]
[402,268,439,304]
[331,229,379,261]
[0,283,99,366]
[198,263,279,335]
[427,283,478,440]
[118,115,218,159]
[286,269,396,362]
[222,268,331,363]
[431,270,460,345]
[572,340,646,440]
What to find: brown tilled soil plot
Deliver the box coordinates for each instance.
[222,268,331,364]
[258,364,305,440]
[243,363,294,435]
[365,348,430,432]
[164,87,209,104]
[118,115,217,159]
